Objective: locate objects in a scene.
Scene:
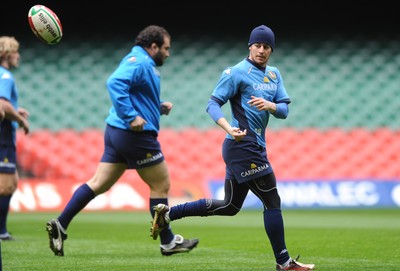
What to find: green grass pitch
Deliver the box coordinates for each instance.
[2,209,400,270]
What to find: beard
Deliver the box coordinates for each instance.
[153,51,165,66]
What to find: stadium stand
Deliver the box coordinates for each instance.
[14,37,400,131]
[12,36,400,182]
[16,127,400,181]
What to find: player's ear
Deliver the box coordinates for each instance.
[151,42,159,50]
[146,43,158,55]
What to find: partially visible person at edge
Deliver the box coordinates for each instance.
[0,36,30,241]
[0,101,5,122]
[151,25,315,270]
[45,25,199,256]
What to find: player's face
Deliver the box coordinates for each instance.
[8,51,20,68]
[153,36,171,66]
[248,43,272,67]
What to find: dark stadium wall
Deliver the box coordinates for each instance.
[1,0,397,42]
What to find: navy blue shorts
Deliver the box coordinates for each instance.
[222,139,273,183]
[0,145,17,174]
[101,124,164,169]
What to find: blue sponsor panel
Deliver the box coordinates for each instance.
[208,179,400,208]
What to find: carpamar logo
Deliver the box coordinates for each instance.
[241,163,269,177]
[137,152,163,165]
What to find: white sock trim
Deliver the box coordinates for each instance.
[280,258,292,268]
[160,235,178,250]
[165,211,171,223]
[55,219,67,234]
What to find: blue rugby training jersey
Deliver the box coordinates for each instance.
[207,58,291,148]
[0,66,19,146]
[105,46,162,133]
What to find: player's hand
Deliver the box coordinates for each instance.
[18,108,30,119]
[18,118,30,134]
[0,109,4,122]
[160,102,173,115]
[248,96,275,112]
[0,101,5,122]
[230,127,247,142]
[130,116,147,131]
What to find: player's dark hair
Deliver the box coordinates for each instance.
[135,25,170,49]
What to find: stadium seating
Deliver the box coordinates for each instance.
[16,127,400,181]
[12,36,400,181]
[14,37,400,131]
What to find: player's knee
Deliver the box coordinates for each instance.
[148,179,170,195]
[220,204,241,216]
[156,180,170,193]
[265,190,281,209]
[226,207,240,216]
[0,182,17,195]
